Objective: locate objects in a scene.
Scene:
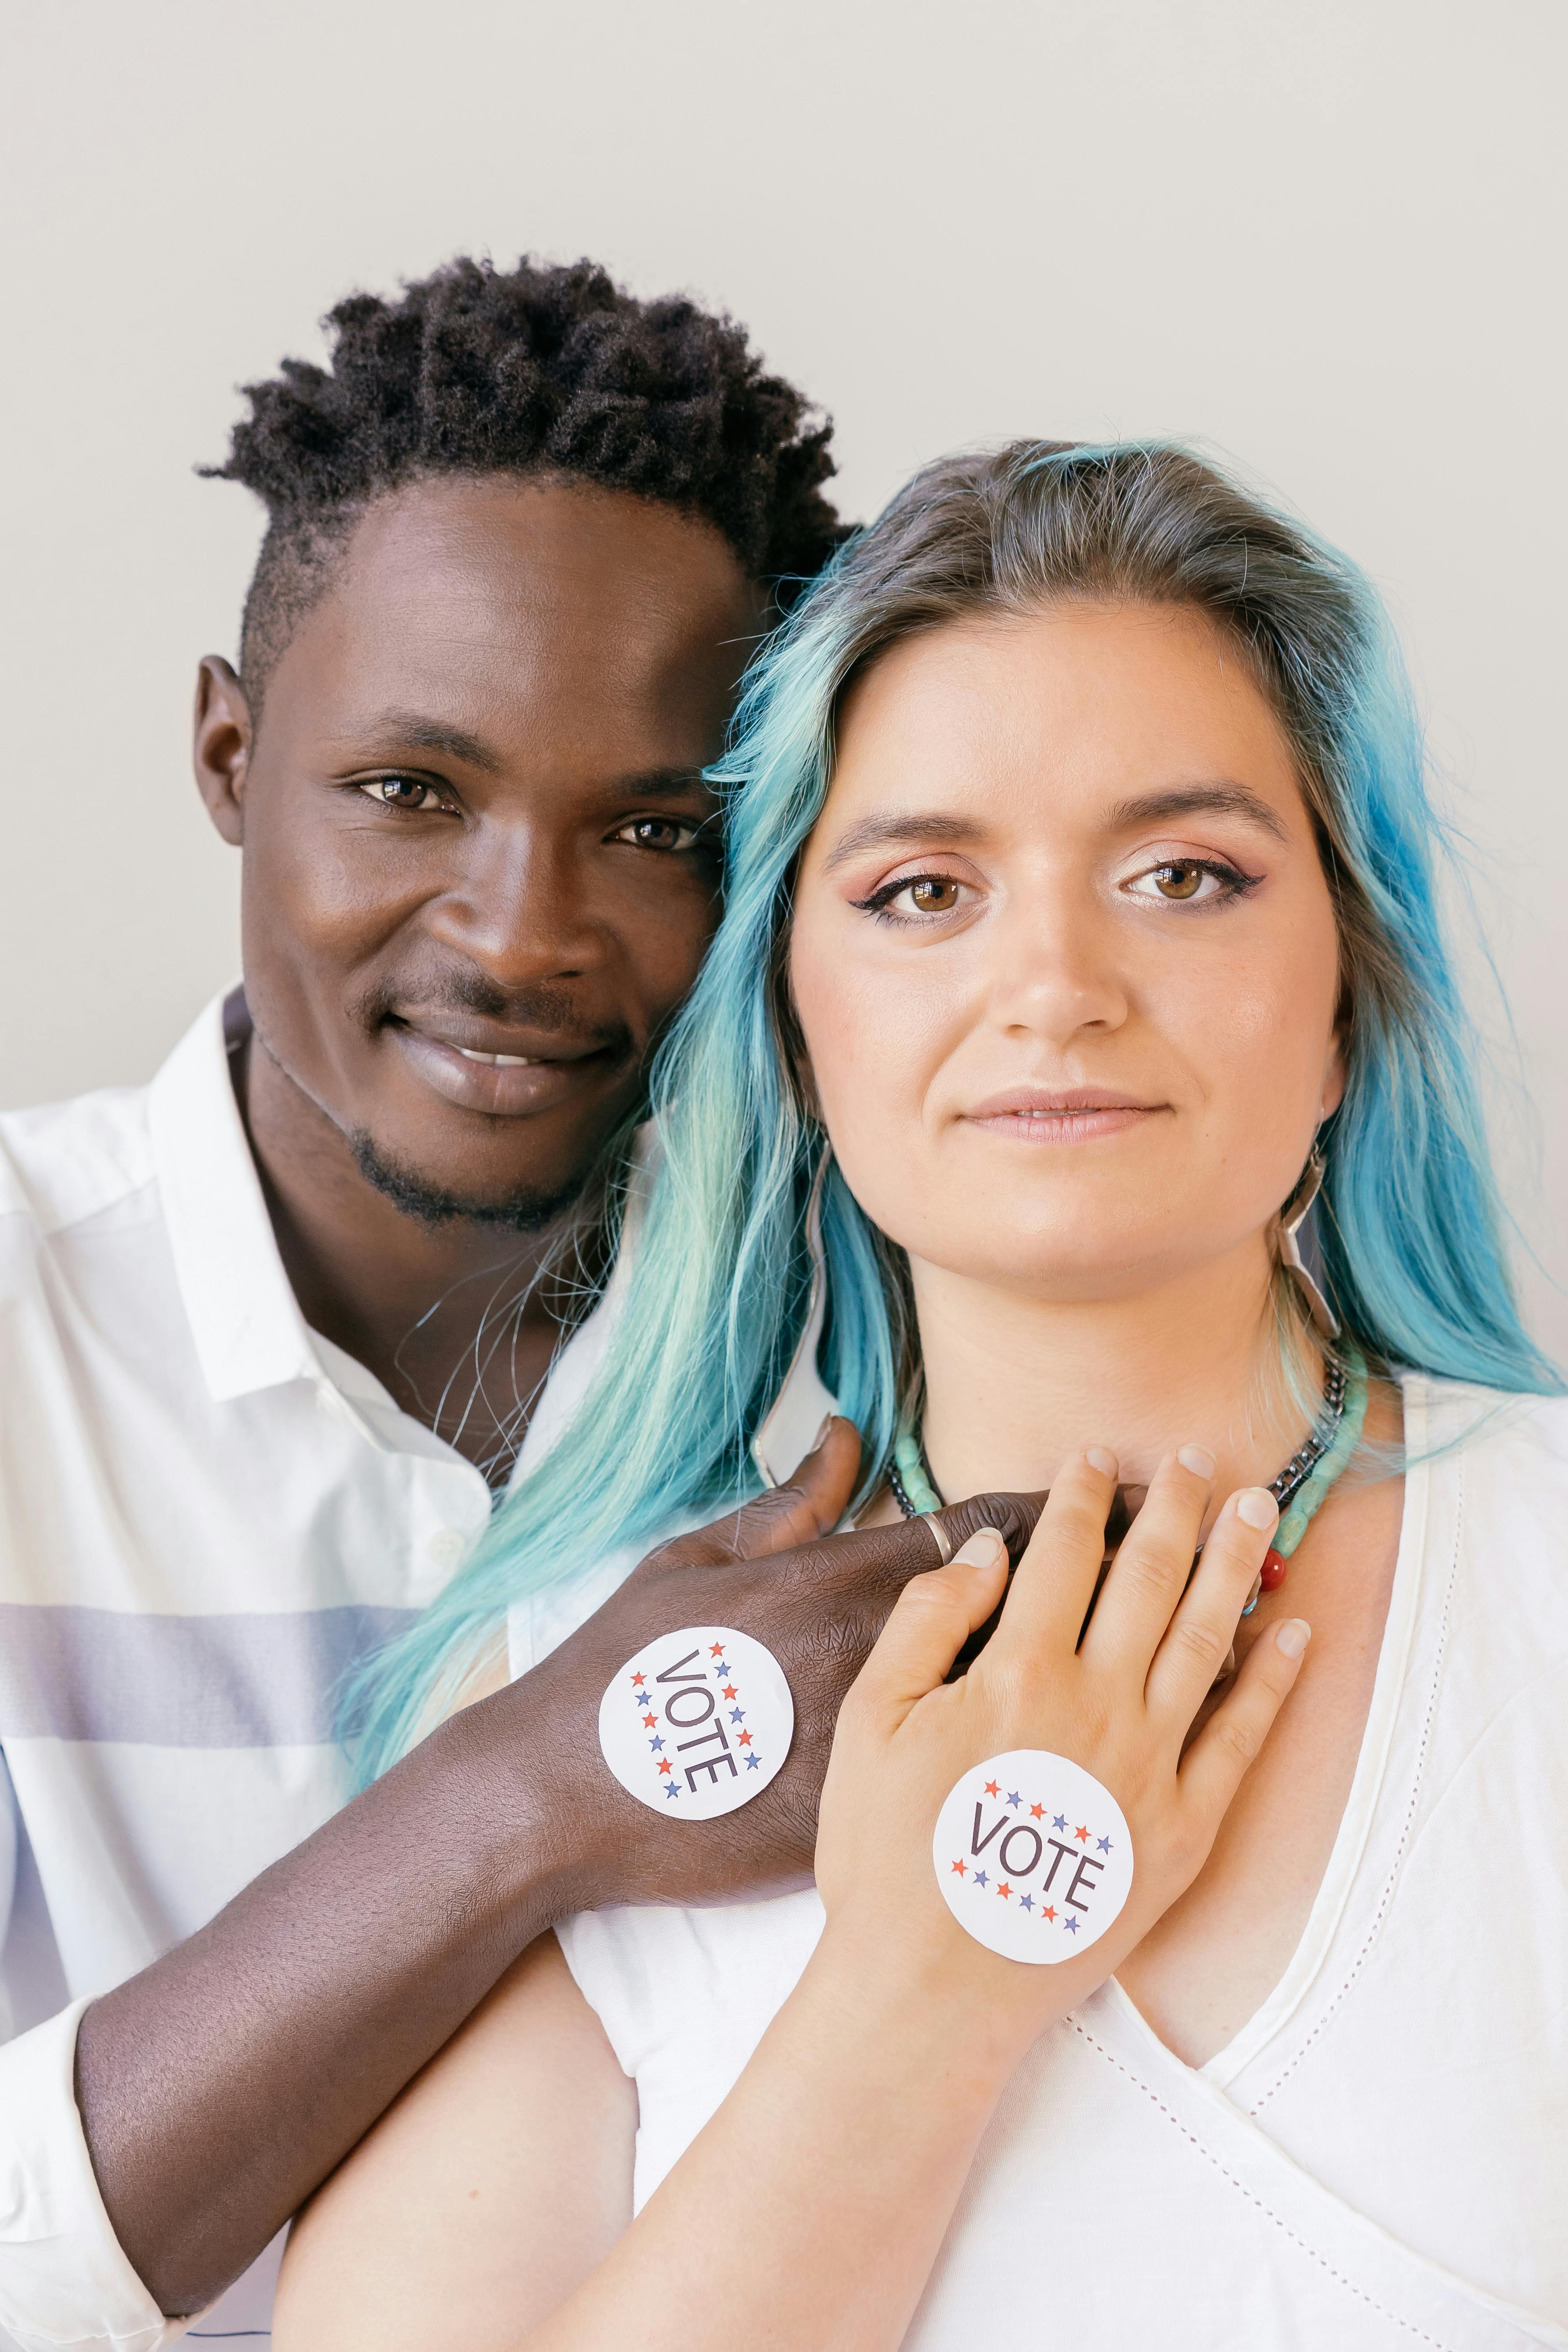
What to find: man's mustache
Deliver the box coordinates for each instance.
[352,966,635,1061]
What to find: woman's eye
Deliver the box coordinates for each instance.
[1126,860,1232,903]
[615,817,698,851]
[902,876,962,914]
[853,872,969,920]
[357,777,445,813]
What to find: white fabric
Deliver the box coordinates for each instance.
[535,1378,1568,2349]
[0,996,616,2350]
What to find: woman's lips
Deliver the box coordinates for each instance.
[962,1091,1167,1145]
[393,1026,610,1117]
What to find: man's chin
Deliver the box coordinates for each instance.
[349,1130,591,1234]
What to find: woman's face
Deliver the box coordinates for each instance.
[788,602,1346,1307]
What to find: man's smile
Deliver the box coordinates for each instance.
[388,1011,629,1118]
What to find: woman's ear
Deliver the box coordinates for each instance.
[1319,1015,1349,1121]
[793,1048,824,1125]
[773,932,825,1123]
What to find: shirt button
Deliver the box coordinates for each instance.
[427,1528,468,1571]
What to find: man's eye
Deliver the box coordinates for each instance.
[357,777,445,813]
[615,817,698,851]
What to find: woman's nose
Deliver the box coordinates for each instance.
[984,899,1129,1046]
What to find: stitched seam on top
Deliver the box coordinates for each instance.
[1074,2018,1460,2350]
[1248,1455,1464,2117]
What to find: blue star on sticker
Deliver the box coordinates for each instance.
[1053,1814,1068,1832]
[1097,1835,1113,1853]
[745,1751,761,1769]
[1019,1894,1034,1912]
[648,1735,665,1751]
[712,1661,729,1678]
[729,1707,745,1723]
[1062,1914,1079,1933]
[664,1783,681,1798]
[1006,1791,1022,1808]
[973,1869,989,1888]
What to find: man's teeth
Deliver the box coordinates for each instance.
[455,1047,536,1066]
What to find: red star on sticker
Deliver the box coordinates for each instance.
[722,1684,738,1699]
[642,1713,658,1728]
[738,1730,753,1746]
[1029,1802,1044,1819]
[1075,1825,1090,1842]
[996,1883,1012,1899]
[709,1643,725,1657]
[1042,1906,1056,1921]
[984,1780,1000,1798]
[951,1859,967,1876]
[631,1673,646,1687]
[657,1759,673,1775]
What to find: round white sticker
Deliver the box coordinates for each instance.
[598,1626,794,1820]
[932,1749,1133,1965]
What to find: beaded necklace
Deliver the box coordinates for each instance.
[888,1345,1369,1613]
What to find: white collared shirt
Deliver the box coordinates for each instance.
[0,996,613,2352]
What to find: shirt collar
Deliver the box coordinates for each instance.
[147,992,324,1402]
[146,1004,839,1470]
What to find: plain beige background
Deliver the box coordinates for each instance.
[3,0,1564,1357]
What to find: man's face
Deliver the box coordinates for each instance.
[197,477,762,1220]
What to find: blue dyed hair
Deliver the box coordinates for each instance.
[349,440,1560,1779]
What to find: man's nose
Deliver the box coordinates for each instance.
[424,823,606,987]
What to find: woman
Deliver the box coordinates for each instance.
[276,444,1566,2349]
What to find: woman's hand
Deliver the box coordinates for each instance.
[815,1446,1308,2055]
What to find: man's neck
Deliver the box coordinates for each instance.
[913,1236,1320,1514]
[232,1024,599,1479]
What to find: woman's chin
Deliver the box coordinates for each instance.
[896,1216,1276,1311]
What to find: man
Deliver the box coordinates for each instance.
[0,257,1027,2350]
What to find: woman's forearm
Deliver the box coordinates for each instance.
[531,1927,1037,2352]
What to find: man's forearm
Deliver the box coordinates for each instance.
[74,1688,595,2318]
[71,1464,1039,2321]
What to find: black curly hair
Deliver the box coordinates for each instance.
[203,255,845,702]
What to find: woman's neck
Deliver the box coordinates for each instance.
[913,1234,1319,1508]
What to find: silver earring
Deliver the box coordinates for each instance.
[1278,1143,1340,1339]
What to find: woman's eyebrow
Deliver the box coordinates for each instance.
[1107,782,1291,843]
[822,813,981,872]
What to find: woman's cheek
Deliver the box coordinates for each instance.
[794,933,922,1184]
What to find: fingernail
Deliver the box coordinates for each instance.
[1235,1486,1279,1531]
[953,1526,1007,1568]
[1275,1618,1311,1658]
[810,1415,833,1452]
[1085,1445,1118,1476]
[1178,1444,1216,1479]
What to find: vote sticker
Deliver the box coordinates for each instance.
[598,1627,794,1820]
[933,1750,1133,1965]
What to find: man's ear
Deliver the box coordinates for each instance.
[193,656,254,847]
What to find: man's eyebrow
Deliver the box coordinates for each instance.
[336,720,716,803]
[347,712,505,773]
[822,813,981,873]
[580,765,721,814]
[1106,783,1291,843]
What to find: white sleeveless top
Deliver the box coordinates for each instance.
[513,1379,1568,2350]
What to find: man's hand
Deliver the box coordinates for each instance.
[493,1419,1044,1914]
[76,1418,1040,2319]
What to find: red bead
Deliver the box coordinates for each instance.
[1259,1548,1288,1592]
